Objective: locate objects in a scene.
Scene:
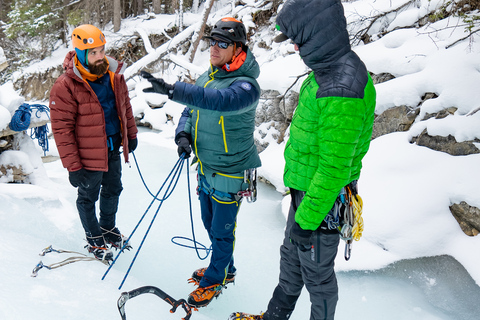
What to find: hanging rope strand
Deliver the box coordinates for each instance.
[171,157,212,260]
[102,153,186,289]
[117,156,185,290]
[102,153,187,280]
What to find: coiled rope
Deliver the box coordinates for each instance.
[9,103,50,155]
[351,193,364,241]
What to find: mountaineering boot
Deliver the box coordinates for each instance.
[187,284,223,307]
[101,226,132,251]
[85,235,113,263]
[228,312,264,320]
[188,267,236,285]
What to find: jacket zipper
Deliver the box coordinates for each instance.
[219,116,228,153]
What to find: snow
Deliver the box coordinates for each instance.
[1,0,480,319]
[0,46,7,71]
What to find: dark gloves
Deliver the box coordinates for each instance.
[128,137,138,153]
[141,71,174,99]
[69,168,90,188]
[175,132,192,159]
[289,222,313,251]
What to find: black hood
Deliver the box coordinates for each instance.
[276,0,351,70]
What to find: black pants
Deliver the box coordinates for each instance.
[76,149,123,238]
[264,189,340,320]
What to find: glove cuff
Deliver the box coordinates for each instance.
[175,131,192,145]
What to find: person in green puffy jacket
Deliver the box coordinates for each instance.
[230,0,375,320]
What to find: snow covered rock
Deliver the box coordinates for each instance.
[0,46,7,72]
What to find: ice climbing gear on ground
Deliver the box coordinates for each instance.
[9,103,50,155]
[324,181,364,260]
[102,153,186,289]
[31,245,106,277]
[117,285,195,320]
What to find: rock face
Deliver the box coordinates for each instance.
[13,65,63,101]
[450,202,480,236]
[0,164,29,182]
[370,73,480,237]
[412,130,480,156]
[371,105,419,139]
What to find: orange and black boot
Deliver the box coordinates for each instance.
[228,312,264,320]
[187,284,223,307]
[188,267,236,285]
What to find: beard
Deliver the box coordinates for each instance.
[89,58,109,76]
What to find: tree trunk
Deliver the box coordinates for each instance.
[114,0,121,32]
[153,0,161,14]
[188,0,215,63]
[137,0,143,16]
[178,0,184,30]
[192,0,199,14]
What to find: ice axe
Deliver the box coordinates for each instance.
[117,285,196,320]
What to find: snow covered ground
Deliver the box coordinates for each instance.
[1,129,480,320]
[1,0,480,319]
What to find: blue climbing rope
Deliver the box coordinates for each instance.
[102,153,186,289]
[10,103,50,155]
[170,158,212,261]
[10,104,32,131]
[132,151,212,259]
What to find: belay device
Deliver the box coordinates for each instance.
[117,286,195,320]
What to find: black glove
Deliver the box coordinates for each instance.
[289,222,313,251]
[141,71,174,99]
[175,132,192,159]
[69,168,90,188]
[128,137,138,153]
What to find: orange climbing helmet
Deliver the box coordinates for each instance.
[71,24,106,50]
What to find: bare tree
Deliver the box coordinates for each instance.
[137,0,143,15]
[188,0,215,63]
[153,0,162,14]
[179,0,184,30]
[114,0,122,32]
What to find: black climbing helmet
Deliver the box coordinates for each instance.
[207,17,247,45]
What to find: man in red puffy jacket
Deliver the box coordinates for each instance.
[49,24,138,263]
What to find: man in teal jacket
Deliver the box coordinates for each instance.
[230,0,375,319]
[142,17,261,308]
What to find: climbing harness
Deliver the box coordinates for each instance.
[324,181,364,260]
[102,153,186,289]
[197,168,258,202]
[197,173,240,201]
[31,245,104,277]
[10,103,50,155]
[118,286,195,320]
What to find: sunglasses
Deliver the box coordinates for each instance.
[209,39,233,49]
